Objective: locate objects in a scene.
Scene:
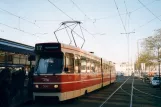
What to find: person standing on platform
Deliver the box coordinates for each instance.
[28,67,34,98]
[19,67,26,99]
[0,67,11,107]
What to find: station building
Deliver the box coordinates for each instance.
[0,38,35,73]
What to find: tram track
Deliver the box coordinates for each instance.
[99,75,161,107]
[100,75,161,107]
[130,75,134,107]
[99,76,131,107]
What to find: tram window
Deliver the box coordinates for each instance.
[104,64,107,72]
[97,62,101,72]
[107,65,109,72]
[106,64,108,72]
[87,59,90,73]
[103,64,105,72]
[81,56,86,73]
[95,62,98,72]
[65,53,74,73]
[75,55,80,73]
[91,60,95,72]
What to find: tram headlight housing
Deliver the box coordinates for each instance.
[54,85,58,88]
[35,85,39,88]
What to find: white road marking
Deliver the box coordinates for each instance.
[130,75,134,107]
[99,76,131,107]
[133,86,161,99]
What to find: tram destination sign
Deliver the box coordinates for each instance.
[35,43,61,53]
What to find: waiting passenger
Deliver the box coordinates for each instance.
[0,67,11,107]
[10,69,19,99]
[18,67,26,98]
[28,67,34,98]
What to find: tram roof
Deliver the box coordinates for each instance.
[36,42,115,64]
[0,38,34,55]
[36,42,101,59]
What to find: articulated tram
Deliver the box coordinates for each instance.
[33,43,116,101]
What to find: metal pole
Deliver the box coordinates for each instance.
[158,47,160,83]
[127,34,130,76]
[120,32,135,76]
[137,40,140,76]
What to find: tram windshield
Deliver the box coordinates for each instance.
[35,53,64,74]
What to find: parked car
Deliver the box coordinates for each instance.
[150,76,161,87]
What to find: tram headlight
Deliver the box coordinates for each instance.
[35,85,39,88]
[54,85,58,88]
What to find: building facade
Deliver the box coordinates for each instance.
[115,62,134,76]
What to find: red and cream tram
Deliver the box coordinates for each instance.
[33,43,116,101]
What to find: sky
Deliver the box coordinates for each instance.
[0,0,161,63]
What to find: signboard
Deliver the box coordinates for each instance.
[35,43,61,53]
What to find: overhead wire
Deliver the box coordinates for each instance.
[92,0,157,22]
[134,14,161,31]
[0,22,33,36]
[0,7,40,28]
[70,0,91,20]
[48,0,74,20]
[80,26,95,37]
[124,0,128,28]
[70,0,106,36]
[138,0,161,22]
[34,19,65,23]
[123,0,131,74]
[18,17,20,29]
[130,0,157,13]
[113,0,127,33]
[35,1,157,25]
[0,22,47,36]
[48,0,96,37]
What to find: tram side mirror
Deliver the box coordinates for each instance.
[64,67,69,72]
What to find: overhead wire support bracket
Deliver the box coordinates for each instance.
[54,23,76,43]
[53,21,85,48]
[70,24,78,47]
[79,24,85,48]
[64,25,72,45]
[65,24,85,48]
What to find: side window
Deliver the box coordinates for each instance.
[95,61,99,73]
[86,59,91,73]
[103,64,105,72]
[98,61,101,72]
[75,55,80,73]
[81,56,86,73]
[106,64,108,73]
[109,66,111,73]
[65,53,74,73]
[91,60,95,72]
[107,65,110,72]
